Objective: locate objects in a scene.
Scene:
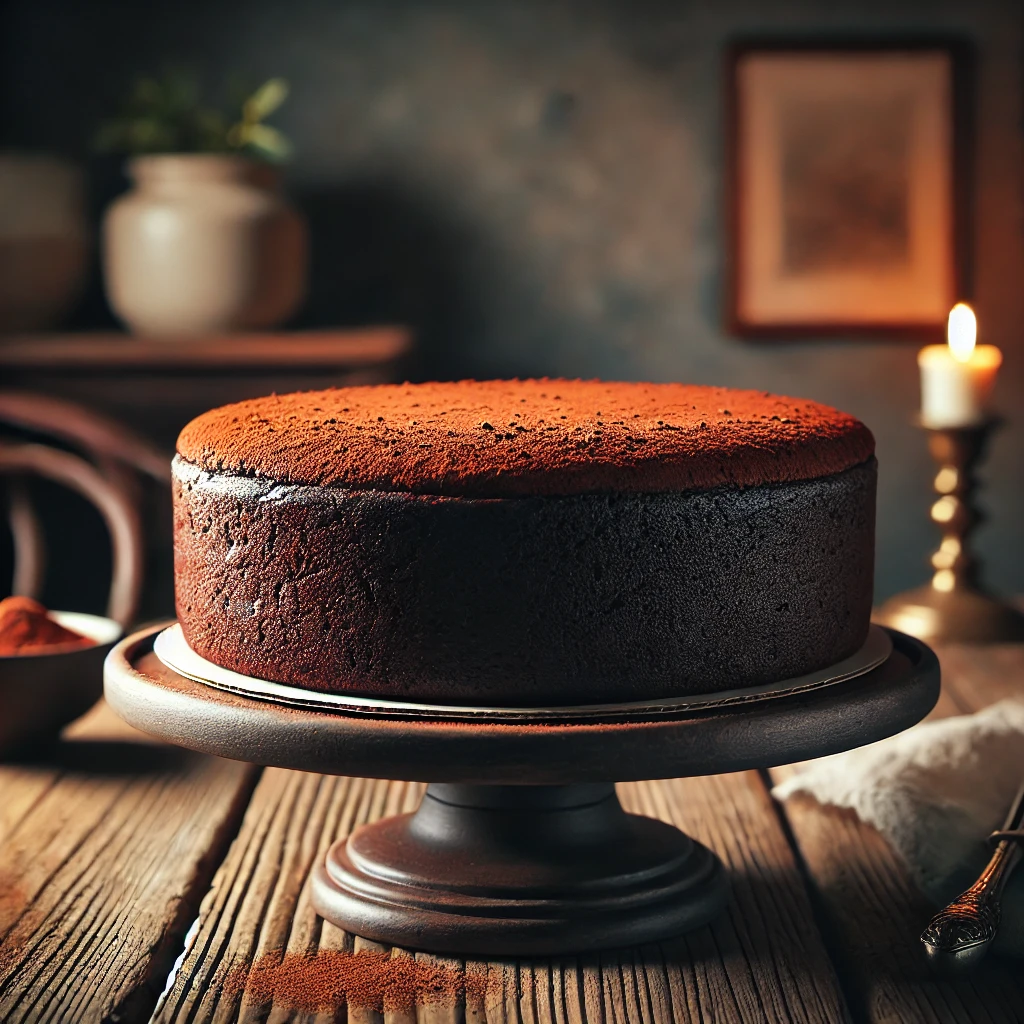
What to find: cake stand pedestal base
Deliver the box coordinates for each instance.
[312,782,726,956]
[105,624,940,956]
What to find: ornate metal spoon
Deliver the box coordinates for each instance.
[921,780,1024,971]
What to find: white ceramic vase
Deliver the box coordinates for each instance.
[0,153,88,332]
[102,154,306,337]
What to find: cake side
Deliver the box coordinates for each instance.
[176,379,875,499]
[173,455,876,704]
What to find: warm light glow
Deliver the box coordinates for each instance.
[932,495,957,523]
[947,303,977,362]
[934,467,959,493]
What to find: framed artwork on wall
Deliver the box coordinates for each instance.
[728,42,966,337]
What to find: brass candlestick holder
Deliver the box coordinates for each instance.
[875,418,1024,644]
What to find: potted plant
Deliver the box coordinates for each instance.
[97,72,307,337]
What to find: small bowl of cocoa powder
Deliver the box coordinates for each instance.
[0,596,123,756]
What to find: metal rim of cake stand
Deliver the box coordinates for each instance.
[104,624,940,956]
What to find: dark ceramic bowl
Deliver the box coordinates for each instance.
[0,611,123,756]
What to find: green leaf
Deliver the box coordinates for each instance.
[189,109,227,151]
[242,123,293,161]
[225,121,245,149]
[243,78,289,122]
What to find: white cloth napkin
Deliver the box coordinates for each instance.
[772,698,1024,957]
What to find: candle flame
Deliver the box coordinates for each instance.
[947,303,976,362]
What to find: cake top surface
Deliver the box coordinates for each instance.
[176,379,874,498]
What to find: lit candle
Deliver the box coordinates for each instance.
[918,304,1002,428]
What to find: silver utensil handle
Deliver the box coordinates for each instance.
[920,833,1023,971]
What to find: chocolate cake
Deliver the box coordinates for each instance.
[173,379,876,705]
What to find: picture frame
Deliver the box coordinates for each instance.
[728,41,968,338]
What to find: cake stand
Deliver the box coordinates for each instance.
[104,623,939,956]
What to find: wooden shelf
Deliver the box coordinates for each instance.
[0,326,414,453]
[0,327,412,373]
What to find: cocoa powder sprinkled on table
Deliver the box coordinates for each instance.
[225,949,489,1013]
[0,874,28,976]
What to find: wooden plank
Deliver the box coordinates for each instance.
[630,775,848,1024]
[0,700,258,1023]
[155,769,848,1023]
[0,328,411,371]
[771,644,1024,1024]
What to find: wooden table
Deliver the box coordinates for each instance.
[0,645,1021,1023]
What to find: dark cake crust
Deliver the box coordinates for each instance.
[173,455,876,705]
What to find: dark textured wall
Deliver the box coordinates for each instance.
[1,0,1022,602]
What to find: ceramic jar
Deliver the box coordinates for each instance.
[103,155,306,337]
[0,153,88,332]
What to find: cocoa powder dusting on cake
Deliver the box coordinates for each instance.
[176,378,874,498]
[224,949,490,1014]
[0,596,91,655]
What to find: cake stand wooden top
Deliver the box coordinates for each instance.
[104,623,939,785]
